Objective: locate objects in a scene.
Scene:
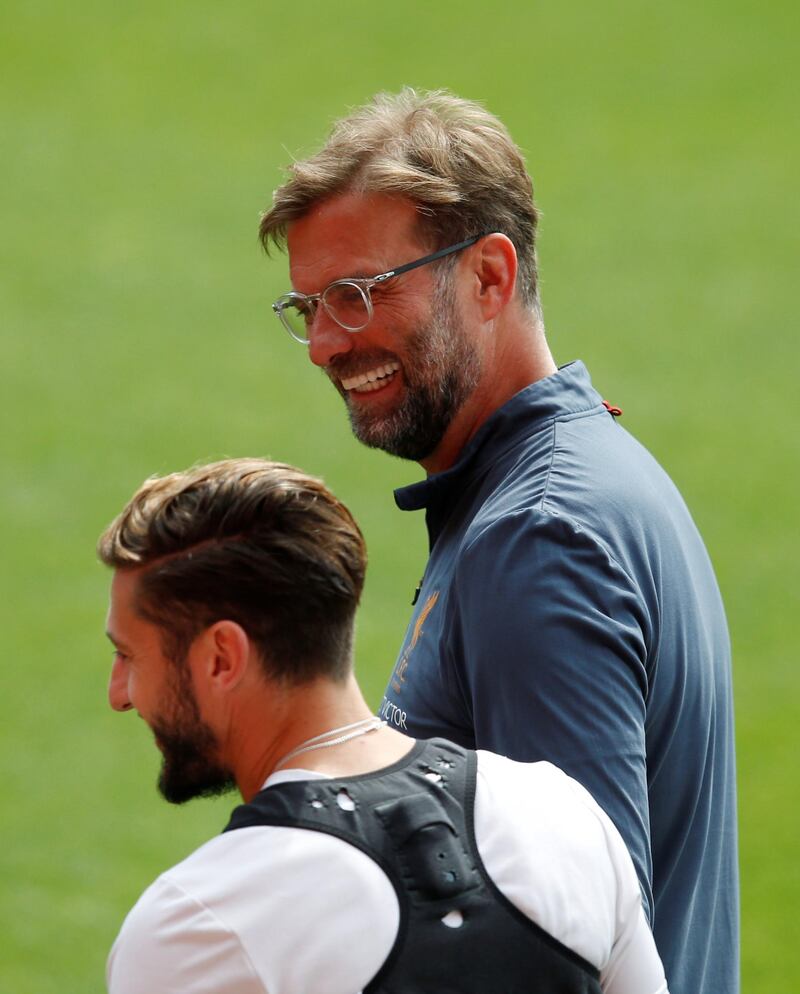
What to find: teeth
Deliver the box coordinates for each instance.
[341,362,400,392]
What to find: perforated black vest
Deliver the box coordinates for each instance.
[225,738,603,994]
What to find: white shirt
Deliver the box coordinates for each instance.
[107,750,668,994]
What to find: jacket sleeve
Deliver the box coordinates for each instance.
[445,509,655,920]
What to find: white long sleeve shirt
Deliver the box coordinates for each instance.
[108,750,669,994]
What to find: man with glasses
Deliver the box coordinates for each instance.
[260,89,738,994]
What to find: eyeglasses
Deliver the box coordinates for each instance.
[272,235,483,345]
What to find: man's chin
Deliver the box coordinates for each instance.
[157,761,236,805]
[346,395,448,462]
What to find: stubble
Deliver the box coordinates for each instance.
[339,270,482,462]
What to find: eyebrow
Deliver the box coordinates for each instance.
[105,630,130,652]
[293,267,381,293]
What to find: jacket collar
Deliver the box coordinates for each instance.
[394,361,602,513]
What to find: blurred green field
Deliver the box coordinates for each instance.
[1,1,797,990]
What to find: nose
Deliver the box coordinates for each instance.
[307,310,356,369]
[108,655,133,712]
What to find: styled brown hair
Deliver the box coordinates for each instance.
[98,459,366,683]
[260,88,541,314]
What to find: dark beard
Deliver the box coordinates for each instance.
[334,274,481,462]
[150,675,236,805]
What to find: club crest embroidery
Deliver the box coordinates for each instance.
[391,591,439,693]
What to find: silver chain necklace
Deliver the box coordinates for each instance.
[273,716,387,772]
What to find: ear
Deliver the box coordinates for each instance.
[191,620,251,695]
[469,233,518,322]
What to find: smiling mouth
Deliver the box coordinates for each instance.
[340,362,401,393]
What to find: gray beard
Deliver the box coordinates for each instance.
[344,276,481,462]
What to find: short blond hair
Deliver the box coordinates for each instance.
[98,459,366,683]
[261,88,541,312]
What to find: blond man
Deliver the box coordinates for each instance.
[101,458,668,994]
[261,89,738,994]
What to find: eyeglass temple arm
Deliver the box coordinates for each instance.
[372,234,484,283]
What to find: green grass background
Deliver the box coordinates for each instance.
[1,1,796,990]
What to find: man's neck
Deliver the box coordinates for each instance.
[272,726,414,781]
[231,675,414,800]
[421,325,557,476]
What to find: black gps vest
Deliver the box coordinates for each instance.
[225,738,602,994]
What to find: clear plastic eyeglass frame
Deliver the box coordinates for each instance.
[272,234,483,345]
